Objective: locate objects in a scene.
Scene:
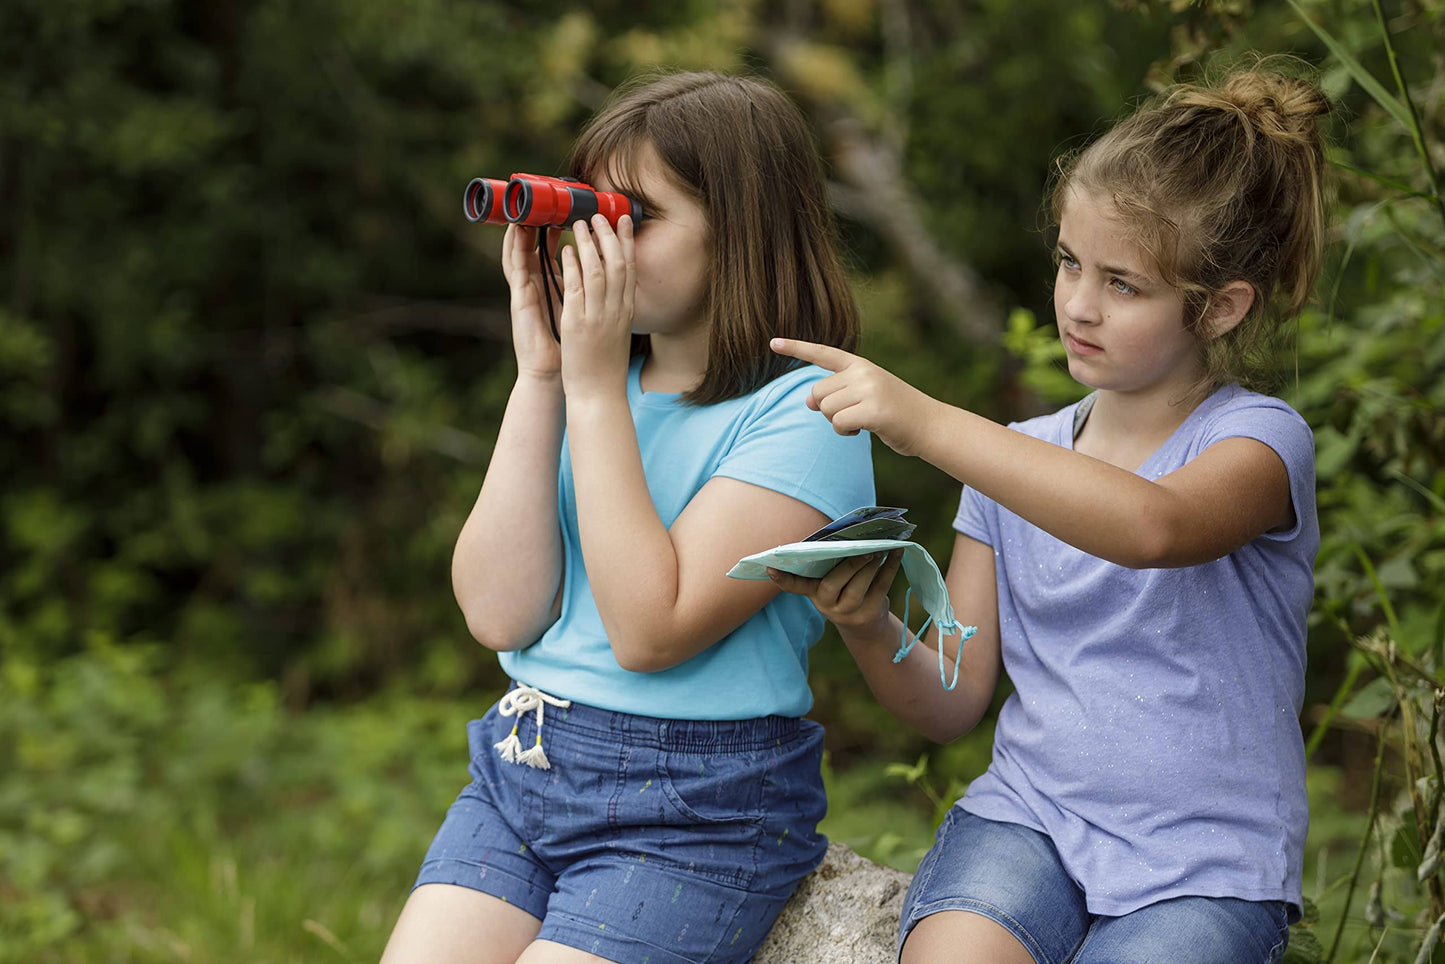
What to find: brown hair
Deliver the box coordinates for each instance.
[1051,62,1331,391]
[570,71,859,405]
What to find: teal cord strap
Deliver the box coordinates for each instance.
[893,586,978,691]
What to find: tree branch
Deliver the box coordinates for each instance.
[822,112,1004,346]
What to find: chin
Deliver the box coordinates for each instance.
[1065,360,1101,389]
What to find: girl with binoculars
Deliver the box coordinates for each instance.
[381,72,874,964]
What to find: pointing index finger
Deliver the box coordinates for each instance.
[770,338,857,373]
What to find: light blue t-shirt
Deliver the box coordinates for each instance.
[952,384,1318,918]
[500,356,875,720]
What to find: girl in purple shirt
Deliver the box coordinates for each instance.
[771,66,1329,964]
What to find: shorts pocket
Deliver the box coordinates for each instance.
[658,746,767,826]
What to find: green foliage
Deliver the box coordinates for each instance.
[0,644,471,962]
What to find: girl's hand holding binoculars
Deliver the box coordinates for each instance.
[501,223,563,381]
[559,214,636,401]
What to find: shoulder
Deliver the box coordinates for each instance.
[1195,386,1314,454]
[721,363,869,450]
[714,363,875,515]
[754,363,830,404]
[1199,384,1310,426]
[732,363,837,426]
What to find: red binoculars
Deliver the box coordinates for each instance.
[463,173,642,229]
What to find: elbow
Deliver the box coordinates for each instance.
[611,641,679,675]
[919,713,978,745]
[1117,524,1224,570]
[461,608,536,653]
[465,620,519,653]
[1118,532,1173,570]
[1114,505,1194,570]
[921,724,964,745]
[609,625,693,674]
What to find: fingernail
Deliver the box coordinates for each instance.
[574,220,586,233]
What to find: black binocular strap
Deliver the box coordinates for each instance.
[536,230,563,342]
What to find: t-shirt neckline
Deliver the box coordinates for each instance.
[1065,385,1238,476]
[628,356,685,407]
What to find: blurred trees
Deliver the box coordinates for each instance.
[0,0,1175,700]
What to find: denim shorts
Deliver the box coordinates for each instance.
[415,684,828,964]
[899,808,1291,964]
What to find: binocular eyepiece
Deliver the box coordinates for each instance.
[463,173,642,229]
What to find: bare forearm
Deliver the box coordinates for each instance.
[564,395,684,668]
[914,403,1198,568]
[839,615,995,743]
[453,374,566,649]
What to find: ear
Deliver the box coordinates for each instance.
[1203,281,1256,339]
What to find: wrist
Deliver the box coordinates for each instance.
[836,609,898,649]
[561,370,628,408]
[914,396,966,464]
[515,369,563,392]
[564,385,629,421]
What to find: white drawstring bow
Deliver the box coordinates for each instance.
[493,685,572,770]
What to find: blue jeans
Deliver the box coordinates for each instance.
[414,685,828,964]
[900,808,1291,964]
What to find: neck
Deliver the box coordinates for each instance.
[1078,376,1215,470]
[639,325,711,394]
[1096,384,1206,432]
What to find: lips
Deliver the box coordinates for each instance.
[1066,332,1103,355]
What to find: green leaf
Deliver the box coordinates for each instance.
[1282,924,1323,964]
[1297,895,1321,928]
[1333,159,1438,202]
[1352,542,1403,637]
[1284,0,1414,132]
[1393,821,1424,871]
[884,753,929,784]
[1340,676,1397,720]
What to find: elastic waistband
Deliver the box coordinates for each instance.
[501,682,806,753]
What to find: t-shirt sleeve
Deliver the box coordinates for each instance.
[953,485,994,547]
[713,367,876,521]
[1199,400,1317,543]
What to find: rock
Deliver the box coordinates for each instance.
[753,844,912,964]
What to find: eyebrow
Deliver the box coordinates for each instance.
[595,156,665,215]
[1056,241,1154,288]
[598,178,661,221]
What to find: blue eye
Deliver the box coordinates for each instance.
[1110,278,1137,295]
[1056,250,1079,270]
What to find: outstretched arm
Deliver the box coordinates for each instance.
[770,339,1294,569]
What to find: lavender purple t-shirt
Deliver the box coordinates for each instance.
[952,384,1318,918]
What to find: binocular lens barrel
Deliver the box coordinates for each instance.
[502,178,535,223]
[464,174,642,228]
[463,178,507,223]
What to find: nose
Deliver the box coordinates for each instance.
[1058,277,1100,326]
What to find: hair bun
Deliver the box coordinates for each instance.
[1219,71,1330,138]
